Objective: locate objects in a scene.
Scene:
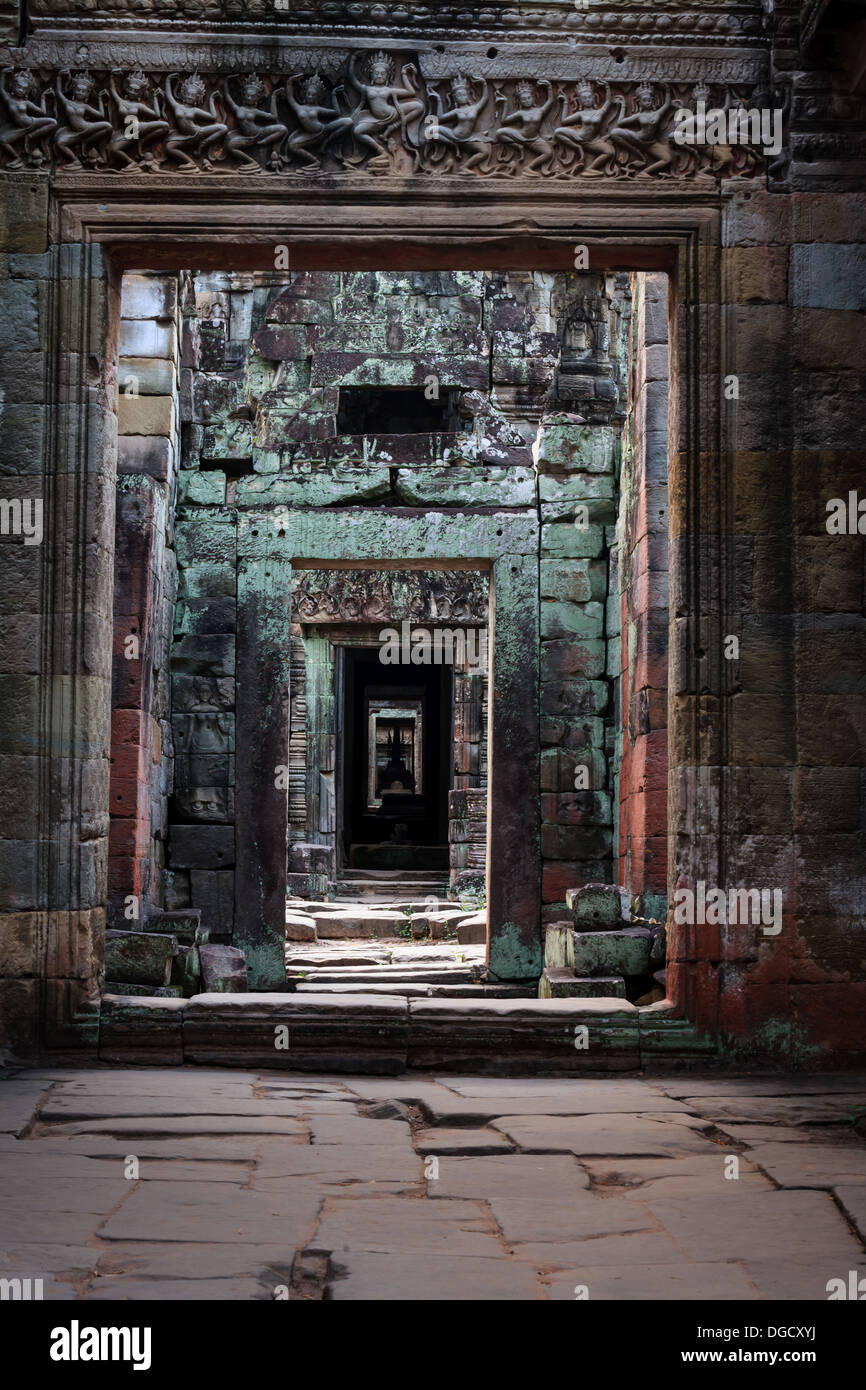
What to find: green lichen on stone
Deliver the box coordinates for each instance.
[488,920,543,981]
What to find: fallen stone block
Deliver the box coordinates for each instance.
[313,911,407,940]
[146,908,208,946]
[545,921,575,970]
[568,882,628,931]
[199,944,248,993]
[104,982,184,999]
[286,911,317,943]
[457,912,486,945]
[572,927,651,978]
[170,945,201,998]
[539,969,626,999]
[104,930,177,987]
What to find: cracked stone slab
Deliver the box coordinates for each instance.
[98,1179,322,1246]
[425,1154,589,1200]
[7,1135,271,1163]
[582,1154,773,1201]
[544,1261,757,1300]
[645,1189,865,1262]
[38,1096,337,1123]
[490,1112,719,1158]
[487,1193,655,1244]
[93,1243,294,1282]
[678,1095,866,1127]
[425,1079,689,1117]
[656,1075,866,1099]
[0,1207,110,1246]
[312,1196,504,1257]
[741,1142,866,1189]
[50,1115,308,1139]
[85,1277,271,1301]
[308,1115,411,1147]
[742,1255,866,1301]
[254,1140,421,1191]
[833,1185,866,1243]
[327,1251,543,1300]
[510,1229,684,1269]
[415,1128,514,1156]
[0,1077,54,1135]
[711,1123,863,1147]
[0,1243,104,1280]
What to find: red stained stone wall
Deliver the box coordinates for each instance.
[613,273,670,921]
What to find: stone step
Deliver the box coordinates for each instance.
[538,968,627,999]
[339,869,450,882]
[101,992,712,1071]
[294,982,531,999]
[298,967,478,985]
[312,911,409,940]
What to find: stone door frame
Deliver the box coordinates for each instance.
[37,175,726,1036]
[236,513,538,988]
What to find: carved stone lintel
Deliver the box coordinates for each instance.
[292,568,489,625]
[0,53,773,180]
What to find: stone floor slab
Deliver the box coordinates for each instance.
[313,1196,503,1257]
[415,1127,514,1155]
[744,1142,866,1188]
[327,1251,543,1300]
[491,1112,718,1157]
[98,1179,323,1245]
[486,1194,655,1244]
[543,1261,757,1300]
[646,1189,864,1263]
[425,1153,589,1199]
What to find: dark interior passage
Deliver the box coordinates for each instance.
[340,647,452,872]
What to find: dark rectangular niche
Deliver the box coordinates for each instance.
[336,386,461,435]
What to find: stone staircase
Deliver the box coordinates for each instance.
[331,869,452,903]
[285,941,533,999]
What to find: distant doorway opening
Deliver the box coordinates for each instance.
[339,646,451,874]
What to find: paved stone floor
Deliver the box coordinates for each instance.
[1,1068,864,1300]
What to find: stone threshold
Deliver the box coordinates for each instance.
[84,992,717,1074]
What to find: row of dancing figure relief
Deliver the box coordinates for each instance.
[0,58,764,177]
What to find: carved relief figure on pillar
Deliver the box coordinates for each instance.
[107,70,170,172]
[491,78,557,175]
[606,82,677,177]
[54,69,113,169]
[222,74,289,171]
[424,74,492,172]
[340,49,425,171]
[553,81,622,177]
[284,72,354,169]
[0,69,56,168]
[163,72,228,171]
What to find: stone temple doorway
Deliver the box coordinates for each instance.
[104,262,671,1000]
[339,647,451,879]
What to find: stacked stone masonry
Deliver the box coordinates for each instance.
[1,0,866,1066]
